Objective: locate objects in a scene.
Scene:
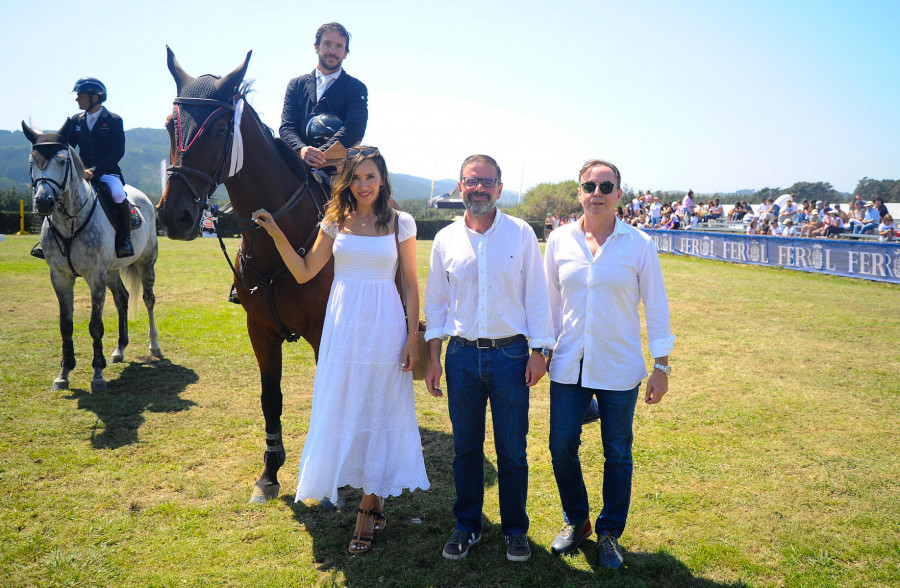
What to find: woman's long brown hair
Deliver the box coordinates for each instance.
[322,147,393,232]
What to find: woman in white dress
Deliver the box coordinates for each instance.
[253,147,430,554]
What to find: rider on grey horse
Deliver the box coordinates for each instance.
[32,77,133,259]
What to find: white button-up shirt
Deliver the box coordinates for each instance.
[544,218,675,390]
[425,211,554,349]
[85,107,104,131]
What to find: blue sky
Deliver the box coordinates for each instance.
[3,0,897,195]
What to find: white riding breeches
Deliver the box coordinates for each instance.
[100,174,127,204]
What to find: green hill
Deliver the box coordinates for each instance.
[1,128,468,205]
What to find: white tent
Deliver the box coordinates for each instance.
[428,186,465,209]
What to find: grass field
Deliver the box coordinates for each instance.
[1,233,898,587]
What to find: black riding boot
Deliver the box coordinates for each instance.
[30,243,45,259]
[116,201,134,258]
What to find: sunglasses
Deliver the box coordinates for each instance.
[581,181,616,195]
[347,147,379,157]
[461,177,499,188]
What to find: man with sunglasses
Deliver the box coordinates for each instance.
[543,159,675,569]
[424,154,553,563]
[279,22,368,169]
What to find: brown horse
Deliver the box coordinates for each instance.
[156,48,333,503]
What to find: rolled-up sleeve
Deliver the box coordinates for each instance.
[639,239,676,358]
[544,234,562,344]
[522,230,554,349]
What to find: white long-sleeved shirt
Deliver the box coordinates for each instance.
[424,211,554,350]
[544,219,675,390]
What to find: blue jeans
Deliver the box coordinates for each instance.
[549,379,640,538]
[856,221,877,235]
[446,339,530,536]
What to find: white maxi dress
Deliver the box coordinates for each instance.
[295,211,430,501]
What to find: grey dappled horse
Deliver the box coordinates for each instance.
[24,122,162,392]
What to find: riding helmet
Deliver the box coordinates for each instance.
[72,77,107,102]
[305,113,343,147]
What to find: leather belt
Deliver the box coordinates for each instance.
[449,334,527,349]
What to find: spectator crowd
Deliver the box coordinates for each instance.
[545,192,897,242]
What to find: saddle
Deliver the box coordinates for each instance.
[96,181,142,232]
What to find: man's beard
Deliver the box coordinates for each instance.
[464,191,496,217]
[318,54,343,73]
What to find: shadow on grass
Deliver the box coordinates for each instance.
[278,424,748,586]
[65,358,197,449]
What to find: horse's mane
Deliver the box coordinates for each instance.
[273,138,309,179]
[238,91,309,180]
[67,145,87,180]
[173,77,310,181]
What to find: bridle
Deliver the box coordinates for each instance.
[31,143,74,212]
[166,94,318,231]
[167,96,237,208]
[30,144,99,275]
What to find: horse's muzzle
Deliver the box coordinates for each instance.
[157,203,201,241]
[34,193,55,216]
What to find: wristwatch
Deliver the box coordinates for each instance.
[653,363,672,376]
[533,347,551,358]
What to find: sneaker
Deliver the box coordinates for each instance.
[443,529,481,561]
[505,533,531,562]
[597,532,624,570]
[551,519,592,555]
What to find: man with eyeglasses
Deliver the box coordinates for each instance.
[279,22,368,169]
[543,159,675,569]
[424,154,553,563]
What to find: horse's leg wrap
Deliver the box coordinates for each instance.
[263,430,286,469]
[250,430,285,503]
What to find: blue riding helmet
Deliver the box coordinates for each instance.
[72,77,107,102]
[305,113,343,148]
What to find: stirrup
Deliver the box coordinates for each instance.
[30,243,45,259]
[228,284,241,304]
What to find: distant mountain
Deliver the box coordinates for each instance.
[1,128,493,204]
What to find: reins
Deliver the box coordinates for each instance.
[211,178,327,343]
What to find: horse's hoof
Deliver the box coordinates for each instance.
[111,352,124,363]
[249,483,280,504]
[91,379,107,392]
[149,348,163,359]
[52,380,69,391]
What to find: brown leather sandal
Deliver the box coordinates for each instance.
[349,508,375,554]
[372,497,386,532]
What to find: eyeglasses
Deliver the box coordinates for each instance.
[580,181,616,195]
[347,147,379,157]
[461,177,499,188]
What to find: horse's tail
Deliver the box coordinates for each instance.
[122,265,143,321]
